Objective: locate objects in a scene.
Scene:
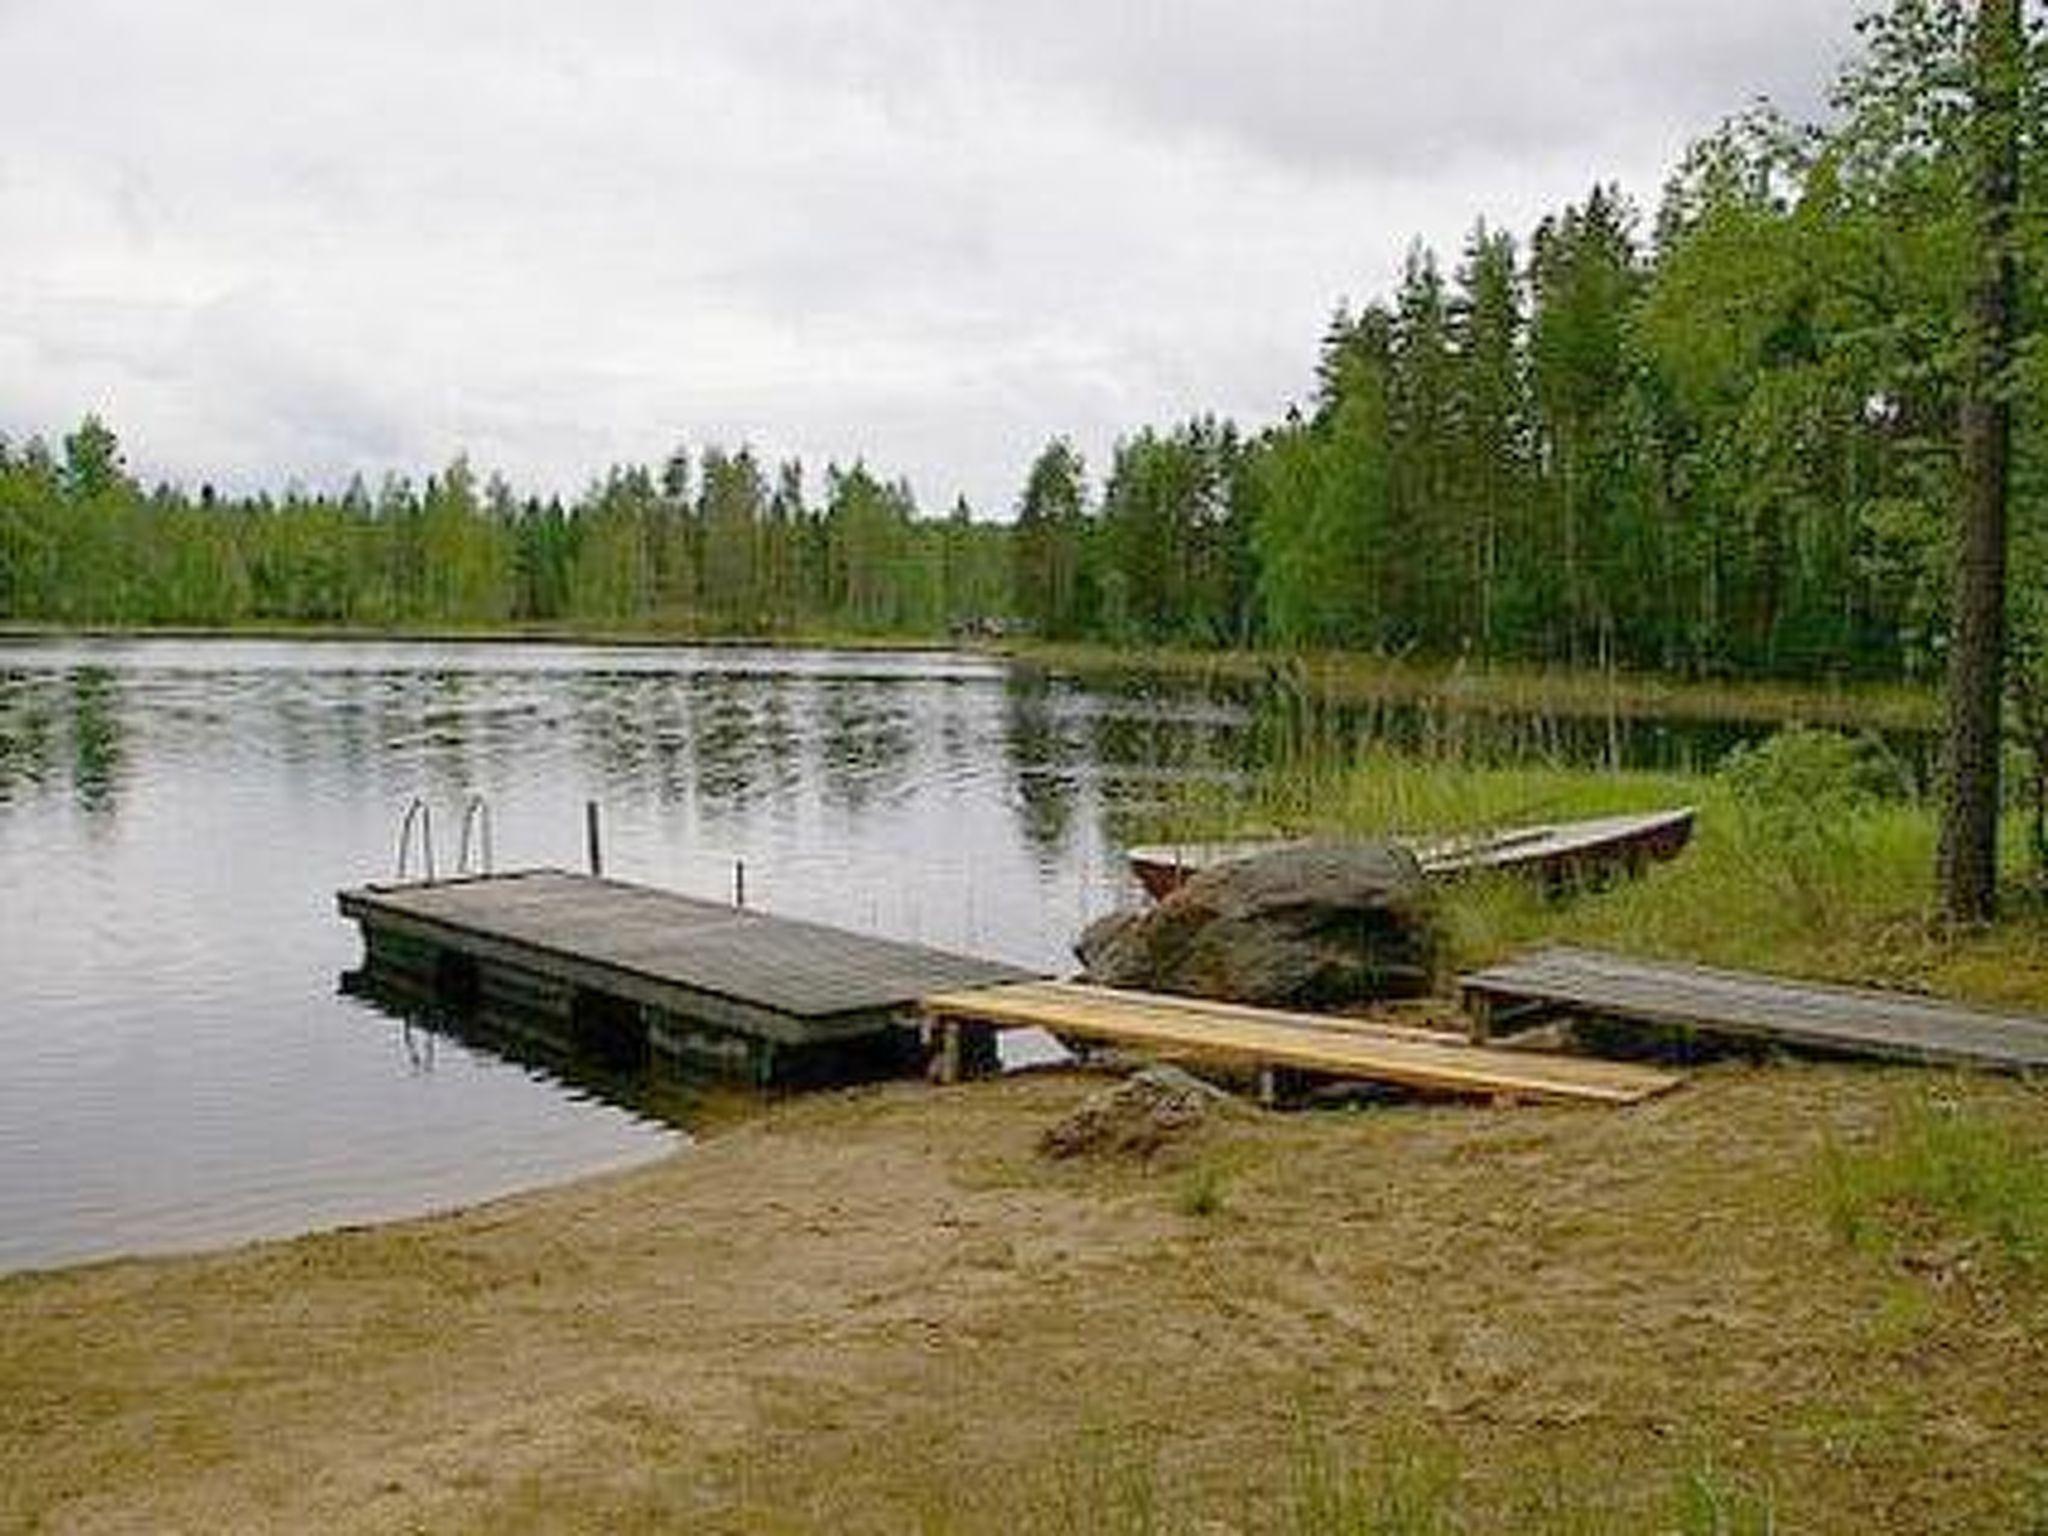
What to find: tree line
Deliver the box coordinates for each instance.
[0,2,2038,689]
[1017,2,2048,688]
[0,424,1009,637]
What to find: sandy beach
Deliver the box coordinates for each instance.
[5,1063,2045,1532]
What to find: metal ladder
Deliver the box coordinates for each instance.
[394,795,495,883]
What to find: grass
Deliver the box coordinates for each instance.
[735,1411,1776,1535]
[1138,721,2048,1011]
[1283,1423,1461,1536]
[1007,640,1939,732]
[888,1417,1779,1535]
[1820,1089,2048,1280]
[1173,1157,1230,1218]
[1669,1459,1780,1536]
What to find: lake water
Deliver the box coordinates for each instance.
[0,638,1254,1272]
[0,636,1807,1274]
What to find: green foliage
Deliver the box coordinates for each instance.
[0,419,1007,638]
[1013,437,1091,638]
[1104,0,2018,680]
[61,414,128,502]
[1255,329,1394,648]
[1719,727,1904,919]
[1096,418,1250,646]
[1718,726,1900,811]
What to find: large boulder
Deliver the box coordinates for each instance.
[1077,841,1439,1008]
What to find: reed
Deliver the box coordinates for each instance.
[1008,641,1938,733]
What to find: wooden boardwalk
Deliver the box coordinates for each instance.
[339,869,1035,1079]
[920,980,1681,1105]
[1459,946,2048,1072]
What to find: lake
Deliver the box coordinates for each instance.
[0,638,1254,1272]
[0,636,1795,1274]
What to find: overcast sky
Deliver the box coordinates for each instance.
[1,0,1856,516]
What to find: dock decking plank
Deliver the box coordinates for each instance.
[339,869,1035,1026]
[920,980,1681,1105]
[1458,945,2048,1070]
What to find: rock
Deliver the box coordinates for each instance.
[1077,841,1439,1008]
[1039,1065,1232,1160]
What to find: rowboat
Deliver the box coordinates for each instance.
[1125,807,1696,901]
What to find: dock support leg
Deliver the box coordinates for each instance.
[960,1023,998,1079]
[929,1018,998,1085]
[1464,992,1559,1046]
[1462,989,1493,1044]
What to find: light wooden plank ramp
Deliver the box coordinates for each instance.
[920,980,1681,1105]
[1459,945,2048,1071]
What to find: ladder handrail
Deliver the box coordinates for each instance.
[396,797,436,883]
[457,795,494,877]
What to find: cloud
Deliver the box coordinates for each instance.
[0,0,1854,515]
[692,0,1845,178]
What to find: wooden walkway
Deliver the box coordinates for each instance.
[920,980,1681,1105]
[1459,946,2048,1072]
[339,869,1035,1076]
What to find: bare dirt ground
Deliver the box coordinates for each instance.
[3,1063,2045,1533]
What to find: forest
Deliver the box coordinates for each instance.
[0,1,2042,688]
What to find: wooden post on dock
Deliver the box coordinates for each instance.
[585,800,603,877]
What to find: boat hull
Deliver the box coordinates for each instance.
[1127,809,1696,902]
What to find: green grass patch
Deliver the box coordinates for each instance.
[1173,1158,1230,1219]
[1283,1423,1461,1536]
[952,1422,1771,1534]
[1668,1457,1779,1536]
[1142,723,2048,1010]
[1820,1091,2048,1281]
[1007,642,1938,733]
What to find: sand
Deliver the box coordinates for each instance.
[4,1064,2044,1533]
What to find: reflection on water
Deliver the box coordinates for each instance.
[1004,670,1084,866]
[0,636,1923,1274]
[68,667,126,815]
[0,671,55,803]
[339,969,727,1133]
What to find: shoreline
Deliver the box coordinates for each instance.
[0,622,1940,730]
[0,620,972,655]
[5,1065,2044,1532]
[0,1134,689,1286]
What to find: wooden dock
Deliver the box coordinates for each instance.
[920,980,1682,1105]
[1459,945,2048,1072]
[338,869,1035,1083]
